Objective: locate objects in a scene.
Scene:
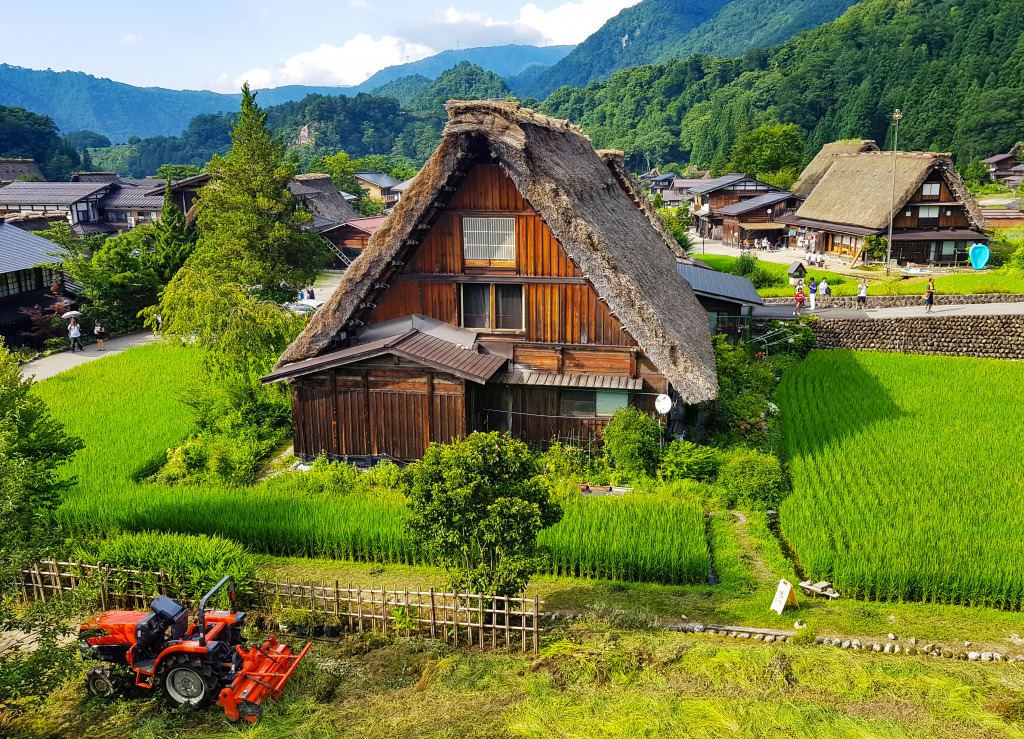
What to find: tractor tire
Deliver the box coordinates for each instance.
[156,654,216,710]
[85,666,122,699]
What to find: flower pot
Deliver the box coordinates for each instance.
[325,625,340,638]
[293,625,310,637]
[313,625,325,637]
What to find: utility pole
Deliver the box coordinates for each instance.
[885,109,902,275]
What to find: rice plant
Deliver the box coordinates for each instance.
[777,350,1024,607]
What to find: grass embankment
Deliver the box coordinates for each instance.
[778,351,1024,607]
[34,343,708,585]
[700,254,1024,297]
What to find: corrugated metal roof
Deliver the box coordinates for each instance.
[0,222,60,273]
[890,229,989,242]
[775,213,881,237]
[355,171,401,188]
[498,371,642,391]
[99,186,165,209]
[262,330,506,384]
[392,176,416,192]
[686,173,750,194]
[0,181,112,205]
[716,191,796,216]
[676,263,763,306]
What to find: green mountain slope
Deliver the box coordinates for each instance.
[509,0,857,99]
[540,0,1024,169]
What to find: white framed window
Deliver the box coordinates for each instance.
[942,240,956,256]
[919,206,940,219]
[459,283,524,331]
[922,182,940,197]
[462,217,515,264]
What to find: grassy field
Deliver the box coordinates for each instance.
[777,351,1024,607]
[700,254,1024,297]
[34,343,709,585]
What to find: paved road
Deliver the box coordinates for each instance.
[19,331,158,382]
[754,300,1024,321]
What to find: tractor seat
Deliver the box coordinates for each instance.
[151,595,189,640]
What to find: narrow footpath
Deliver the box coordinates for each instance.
[19,332,158,382]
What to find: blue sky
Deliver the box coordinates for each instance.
[2,0,640,92]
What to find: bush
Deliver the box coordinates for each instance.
[365,459,403,489]
[656,478,730,509]
[601,408,663,480]
[261,454,369,497]
[539,441,591,481]
[658,440,720,482]
[75,531,259,604]
[718,449,786,510]
[748,267,783,290]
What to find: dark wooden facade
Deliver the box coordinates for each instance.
[690,176,781,239]
[289,163,669,460]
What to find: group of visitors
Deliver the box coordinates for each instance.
[741,237,783,252]
[66,318,106,352]
[298,286,316,301]
[792,276,834,315]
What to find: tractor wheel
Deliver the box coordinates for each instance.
[85,666,122,699]
[156,654,216,710]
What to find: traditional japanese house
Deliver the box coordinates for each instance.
[0,158,42,185]
[318,216,385,267]
[717,191,804,247]
[687,174,782,239]
[782,151,989,265]
[263,101,718,462]
[0,219,66,344]
[982,148,1020,182]
[791,140,879,197]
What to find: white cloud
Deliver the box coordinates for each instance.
[516,0,642,46]
[234,34,435,90]
[120,34,144,45]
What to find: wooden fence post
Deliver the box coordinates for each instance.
[453,591,459,647]
[33,563,45,603]
[504,597,510,651]
[334,580,341,622]
[48,558,60,598]
[533,596,540,654]
[429,587,436,640]
[348,583,355,632]
[478,594,484,648]
[356,585,363,632]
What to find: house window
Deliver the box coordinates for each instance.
[463,217,515,264]
[942,240,956,256]
[922,183,940,197]
[459,283,524,331]
[919,205,940,224]
[561,390,596,417]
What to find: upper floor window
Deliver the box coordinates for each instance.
[919,205,940,222]
[459,283,523,331]
[463,217,515,265]
[922,182,940,197]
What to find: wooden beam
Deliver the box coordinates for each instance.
[395,274,588,285]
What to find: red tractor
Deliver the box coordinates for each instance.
[78,575,310,723]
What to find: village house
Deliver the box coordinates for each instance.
[790,140,880,197]
[780,149,988,265]
[354,172,402,209]
[717,191,804,248]
[981,147,1020,182]
[263,101,718,462]
[317,216,386,267]
[0,218,65,345]
[687,174,783,240]
[0,181,120,235]
[0,158,43,185]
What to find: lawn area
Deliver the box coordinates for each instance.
[33,343,709,586]
[700,254,1024,297]
[777,351,1024,607]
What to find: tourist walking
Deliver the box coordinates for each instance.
[925,277,936,313]
[68,319,83,352]
[793,281,805,316]
[307,285,315,300]
[856,279,868,310]
[819,277,830,299]
[94,320,107,351]
[808,277,818,311]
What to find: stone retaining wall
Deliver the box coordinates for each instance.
[810,315,1024,359]
[761,293,1024,309]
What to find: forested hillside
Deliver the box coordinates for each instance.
[0,105,82,180]
[540,0,1024,170]
[509,0,857,99]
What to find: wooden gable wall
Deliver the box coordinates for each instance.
[367,163,636,347]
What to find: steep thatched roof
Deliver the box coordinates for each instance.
[289,173,358,223]
[792,140,879,197]
[796,151,987,231]
[277,100,717,403]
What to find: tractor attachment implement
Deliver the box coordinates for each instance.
[217,636,313,722]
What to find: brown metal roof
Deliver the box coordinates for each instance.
[890,229,989,242]
[262,330,506,384]
[775,214,881,237]
[497,371,642,391]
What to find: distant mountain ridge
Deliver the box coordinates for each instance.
[508,0,859,99]
[0,45,571,142]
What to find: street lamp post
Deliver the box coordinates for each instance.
[885,109,903,275]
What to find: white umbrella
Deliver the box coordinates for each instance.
[61,310,83,319]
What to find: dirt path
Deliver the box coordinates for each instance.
[728,511,775,584]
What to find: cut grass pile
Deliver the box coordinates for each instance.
[777,351,1024,607]
[34,343,710,585]
[701,253,1024,297]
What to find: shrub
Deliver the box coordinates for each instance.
[539,441,592,481]
[601,408,663,480]
[261,454,369,497]
[365,459,403,489]
[748,267,783,290]
[658,440,721,482]
[718,449,786,510]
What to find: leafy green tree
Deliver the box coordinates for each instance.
[150,183,196,283]
[157,163,202,180]
[306,151,361,195]
[183,84,329,292]
[403,432,563,597]
[356,196,386,217]
[960,156,992,188]
[0,338,87,712]
[658,205,692,249]
[602,407,663,480]
[863,234,888,259]
[725,124,805,181]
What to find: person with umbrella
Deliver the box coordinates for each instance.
[67,317,83,352]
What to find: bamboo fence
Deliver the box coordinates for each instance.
[19,559,543,653]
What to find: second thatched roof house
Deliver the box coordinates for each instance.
[264,100,718,462]
[781,148,989,265]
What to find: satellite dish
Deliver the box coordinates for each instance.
[655,394,672,415]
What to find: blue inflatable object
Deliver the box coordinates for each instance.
[968,243,990,270]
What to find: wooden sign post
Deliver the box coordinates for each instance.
[770,579,800,615]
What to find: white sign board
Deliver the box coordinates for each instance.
[770,578,799,615]
[654,394,672,415]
